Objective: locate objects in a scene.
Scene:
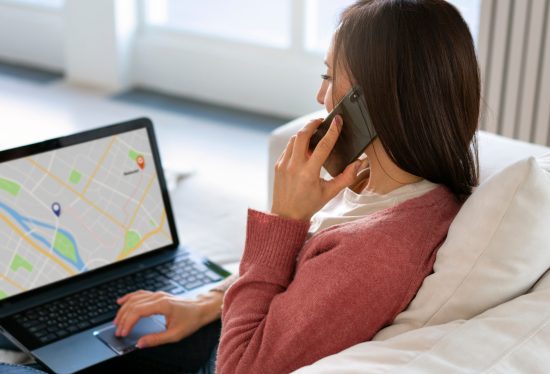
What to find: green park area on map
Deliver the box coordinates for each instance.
[69,169,82,184]
[53,231,78,263]
[121,230,141,258]
[0,177,20,197]
[10,254,33,272]
[128,149,140,161]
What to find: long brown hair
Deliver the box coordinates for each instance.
[334,0,480,202]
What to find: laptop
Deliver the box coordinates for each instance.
[0,118,232,373]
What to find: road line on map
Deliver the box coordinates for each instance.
[25,157,126,230]
[64,205,112,248]
[126,173,157,230]
[3,236,21,279]
[0,274,25,291]
[123,171,143,223]
[161,229,171,240]
[117,210,166,260]
[0,213,75,275]
[30,151,54,194]
[81,136,117,195]
[91,178,141,207]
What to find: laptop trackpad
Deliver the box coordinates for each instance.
[94,317,165,355]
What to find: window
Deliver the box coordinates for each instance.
[0,0,63,8]
[143,0,480,54]
[305,0,481,53]
[447,0,481,46]
[144,0,292,48]
[304,0,355,53]
[135,0,483,117]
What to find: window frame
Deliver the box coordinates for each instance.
[133,0,329,117]
[0,0,482,119]
[134,0,480,117]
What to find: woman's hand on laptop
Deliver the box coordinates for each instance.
[113,290,223,348]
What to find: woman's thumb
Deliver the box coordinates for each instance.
[136,330,178,349]
[328,160,362,195]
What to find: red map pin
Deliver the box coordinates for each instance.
[136,155,145,170]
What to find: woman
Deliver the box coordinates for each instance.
[1,0,479,373]
[119,0,479,372]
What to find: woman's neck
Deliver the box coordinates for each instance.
[361,139,423,195]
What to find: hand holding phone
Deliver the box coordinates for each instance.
[309,86,377,177]
[272,116,364,221]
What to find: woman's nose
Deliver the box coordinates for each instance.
[316,86,325,105]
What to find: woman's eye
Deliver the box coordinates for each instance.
[320,74,332,81]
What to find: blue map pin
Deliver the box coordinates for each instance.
[51,202,61,217]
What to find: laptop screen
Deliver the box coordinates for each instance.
[0,123,174,301]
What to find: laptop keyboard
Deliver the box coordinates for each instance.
[12,256,223,345]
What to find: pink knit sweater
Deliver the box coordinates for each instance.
[217,185,461,374]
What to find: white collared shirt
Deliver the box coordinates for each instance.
[309,176,440,235]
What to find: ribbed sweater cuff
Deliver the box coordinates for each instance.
[241,209,310,279]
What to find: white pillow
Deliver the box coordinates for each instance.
[374,153,550,340]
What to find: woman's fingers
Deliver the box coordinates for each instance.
[115,299,168,337]
[291,118,324,160]
[271,115,355,221]
[116,291,136,305]
[117,289,151,305]
[352,158,371,181]
[276,118,324,169]
[115,296,152,336]
[136,328,180,349]
[325,159,362,198]
[277,135,296,169]
[114,291,165,328]
[309,115,342,171]
[114,290,153,325]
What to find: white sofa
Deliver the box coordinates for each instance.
[269,111,550,373]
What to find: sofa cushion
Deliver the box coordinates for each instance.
[374,153,550,340]
[477,131,550,182]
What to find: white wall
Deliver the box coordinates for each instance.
[0,1,64,71]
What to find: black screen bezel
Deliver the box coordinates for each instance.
[0,117,180,310]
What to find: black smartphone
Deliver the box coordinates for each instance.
[309,86,378,177]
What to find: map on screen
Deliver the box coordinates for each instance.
[0,128,173,300]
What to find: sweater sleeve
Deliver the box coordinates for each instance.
[216,209,412,374]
